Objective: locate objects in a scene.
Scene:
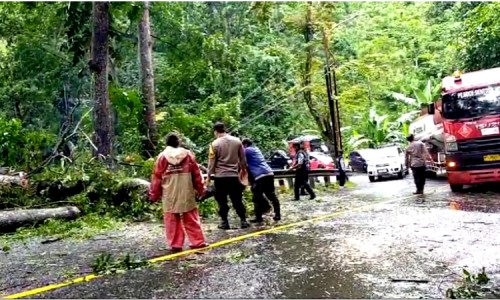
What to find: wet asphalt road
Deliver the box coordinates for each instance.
[3,174,500,298]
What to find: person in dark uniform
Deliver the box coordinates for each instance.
[291,142,316,201]
[336,150,348,188]
[299,144,311,195]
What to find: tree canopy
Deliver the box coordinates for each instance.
[0,1,498,169]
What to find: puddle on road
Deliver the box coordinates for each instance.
[446,190,500,213]
[448,198,500,213]
[259,232,376,298]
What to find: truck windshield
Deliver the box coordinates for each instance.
[442,85,500,119]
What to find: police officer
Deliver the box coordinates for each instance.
[291,142,316,201]
[337,150,348,188]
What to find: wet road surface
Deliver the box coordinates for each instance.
[2,174,500,298]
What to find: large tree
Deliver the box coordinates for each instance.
[138,1,157,157]
[91,2,113,159]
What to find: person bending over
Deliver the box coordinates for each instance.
[242,138,281,223]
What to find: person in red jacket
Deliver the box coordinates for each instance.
[149,133,208,253]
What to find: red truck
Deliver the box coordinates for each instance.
[428,68,500,192]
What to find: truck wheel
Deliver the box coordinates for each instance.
[369,176,376,182]
[450,184,463,192]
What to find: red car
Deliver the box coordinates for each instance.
[309,152,335,170]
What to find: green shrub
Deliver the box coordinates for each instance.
[0,116,55,170]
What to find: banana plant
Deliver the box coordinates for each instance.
[391,79,442,108]
[414,79,442,105]
[389,79,442,143]
[345,108,406,150]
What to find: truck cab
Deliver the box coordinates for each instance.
[428,68,500,192]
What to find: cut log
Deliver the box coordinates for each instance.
[36,180,85,201]
[0,206,81,232]
[0,173,28,187]
[119,178,150,191]
[109,178,151,207]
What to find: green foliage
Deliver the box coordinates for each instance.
[346,108,406,150]
[446,268,491,299]
[459,2,500,71]
[0,1,495,162]
[1,244,11,253]
[243,188,254,216]
[28,158,160,221]
[110,86,144,154]
[0,116,55,169]
[0,213,123,244]
[91,253,150,275]
[413,79,442,106]
[198,199,219,219]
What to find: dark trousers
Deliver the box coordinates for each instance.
[252,175,281,220]
[294,171,315,200]
[338,169,347,187]
[214,177,246,222]
[411,166,426,192]
[300,185,308,195]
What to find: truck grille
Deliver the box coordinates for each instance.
[450,154,500,171]
[457,136,500,152]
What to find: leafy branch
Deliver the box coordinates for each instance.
[445,268,494,299]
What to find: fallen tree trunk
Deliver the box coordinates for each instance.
[112,178,151,205]
[0,206,81,233]
[0,173,28,187]
[120,178,151,190]
[36,180,86,201]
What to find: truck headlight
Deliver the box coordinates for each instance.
[445,134,458,152]
[446,142,458,152]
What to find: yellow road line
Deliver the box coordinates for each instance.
[4,189,445,299]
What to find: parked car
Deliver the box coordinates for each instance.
[309,152,335,170]
[348,149,375,173]
[267,150,292,170]
[366,145,409,182]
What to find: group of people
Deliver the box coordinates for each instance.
[148,121,431,252]
[149,122,315,252]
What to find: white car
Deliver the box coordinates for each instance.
[367,145,408,182]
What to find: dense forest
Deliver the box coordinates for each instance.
[0,2,499,224]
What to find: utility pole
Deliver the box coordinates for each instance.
[324,65,339,159]
[321,27,343,158]
[331,54,343,151]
